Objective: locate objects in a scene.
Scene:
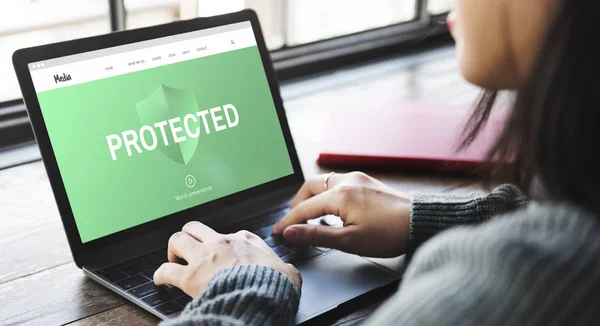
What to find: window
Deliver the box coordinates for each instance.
[123,0,287,49]
[0,1,110,103]
[284,0,417,46]
[428,0,455,15]
[122,0,426,49]
[0,0,453,157]
[1,0,454,103]
[125,0,180,30]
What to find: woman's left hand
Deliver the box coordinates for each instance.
[153,221,302,297]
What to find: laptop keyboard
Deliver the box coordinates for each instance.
[262,234,329,263]
[96,208,332,316]
[97,250,191,316]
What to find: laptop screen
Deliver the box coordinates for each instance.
[28,21,294,243]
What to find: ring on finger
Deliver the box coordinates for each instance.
[324,172,335,191]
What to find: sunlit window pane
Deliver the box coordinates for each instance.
[125,0,180,30]
[123,0,420,50]
[285,0,417,46]
[428,0,455,15]
[125,0,284,50]
[1,0,448,104]
[0,0,110,102]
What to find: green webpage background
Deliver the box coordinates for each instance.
[37,46,294,243]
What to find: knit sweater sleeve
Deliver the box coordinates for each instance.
[161,265,299,326]
[408,184,526,255]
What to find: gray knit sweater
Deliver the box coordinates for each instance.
[164,185,600,325]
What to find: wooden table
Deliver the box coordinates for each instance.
[0,45,482,325]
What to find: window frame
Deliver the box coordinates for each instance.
[0,0,451,156]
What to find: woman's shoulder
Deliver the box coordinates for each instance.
[489,202,600,237]
[399,202,600,324]
[382,202,600,326]
[489,202,600,243]
[431,202,599,247]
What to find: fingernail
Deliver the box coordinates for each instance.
[170,232,181,242]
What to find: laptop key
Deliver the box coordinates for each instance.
[264,237,275,247]
[129,282,164,298]
[121,263,145,276]
[282,248,323,264]
[155,302,183,315]
[142,286,184,306]
[101,270,128,282]
[175,295,193,307]
[142,291,169,307]
[142,269,157,280]
[283,243,304,253]
[97,267,112,275]
[137,258,159,270]
[272,245,293,257]
[116,274,151,290]
[253,225,275,239]
[167,286,184,298]
[264,235,286,248]
[147,251,167,265]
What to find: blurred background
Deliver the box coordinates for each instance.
[0,0,454,103]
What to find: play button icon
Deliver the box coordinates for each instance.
[185,175,196,188]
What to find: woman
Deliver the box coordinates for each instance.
[155,0,600,324]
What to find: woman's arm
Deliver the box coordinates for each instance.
[274,173,527,259]
[162,265,299,326]
[162,185,527,326]
[157,180,527,325]
[408,184,526,254]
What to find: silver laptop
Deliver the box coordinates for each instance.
[12,9,401,324]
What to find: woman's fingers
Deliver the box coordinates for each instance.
[273,190,341,234]
[290,173,341,208]
[153,262,186,288]
[289,177,322,208]
[167,231,202,263]
[283,224,352,250]
[182,221,219,242]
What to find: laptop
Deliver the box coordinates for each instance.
[12,10,401,324]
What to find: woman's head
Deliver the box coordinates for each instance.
[449,0,559,89]
[455,1,600,214]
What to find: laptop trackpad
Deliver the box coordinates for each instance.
[296,250,399,319]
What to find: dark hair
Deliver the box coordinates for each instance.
[461,1,600,213]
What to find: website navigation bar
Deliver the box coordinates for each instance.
[30,22,256,92]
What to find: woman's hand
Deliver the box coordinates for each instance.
[154,221,302,297]
[273,172,411,258]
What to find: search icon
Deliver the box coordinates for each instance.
[231,40,235,45]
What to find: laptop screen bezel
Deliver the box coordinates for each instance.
[12,9,304,265]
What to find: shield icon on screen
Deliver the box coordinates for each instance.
[136,84,199,165]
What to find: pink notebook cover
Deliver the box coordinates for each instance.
[317,101,508,174]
